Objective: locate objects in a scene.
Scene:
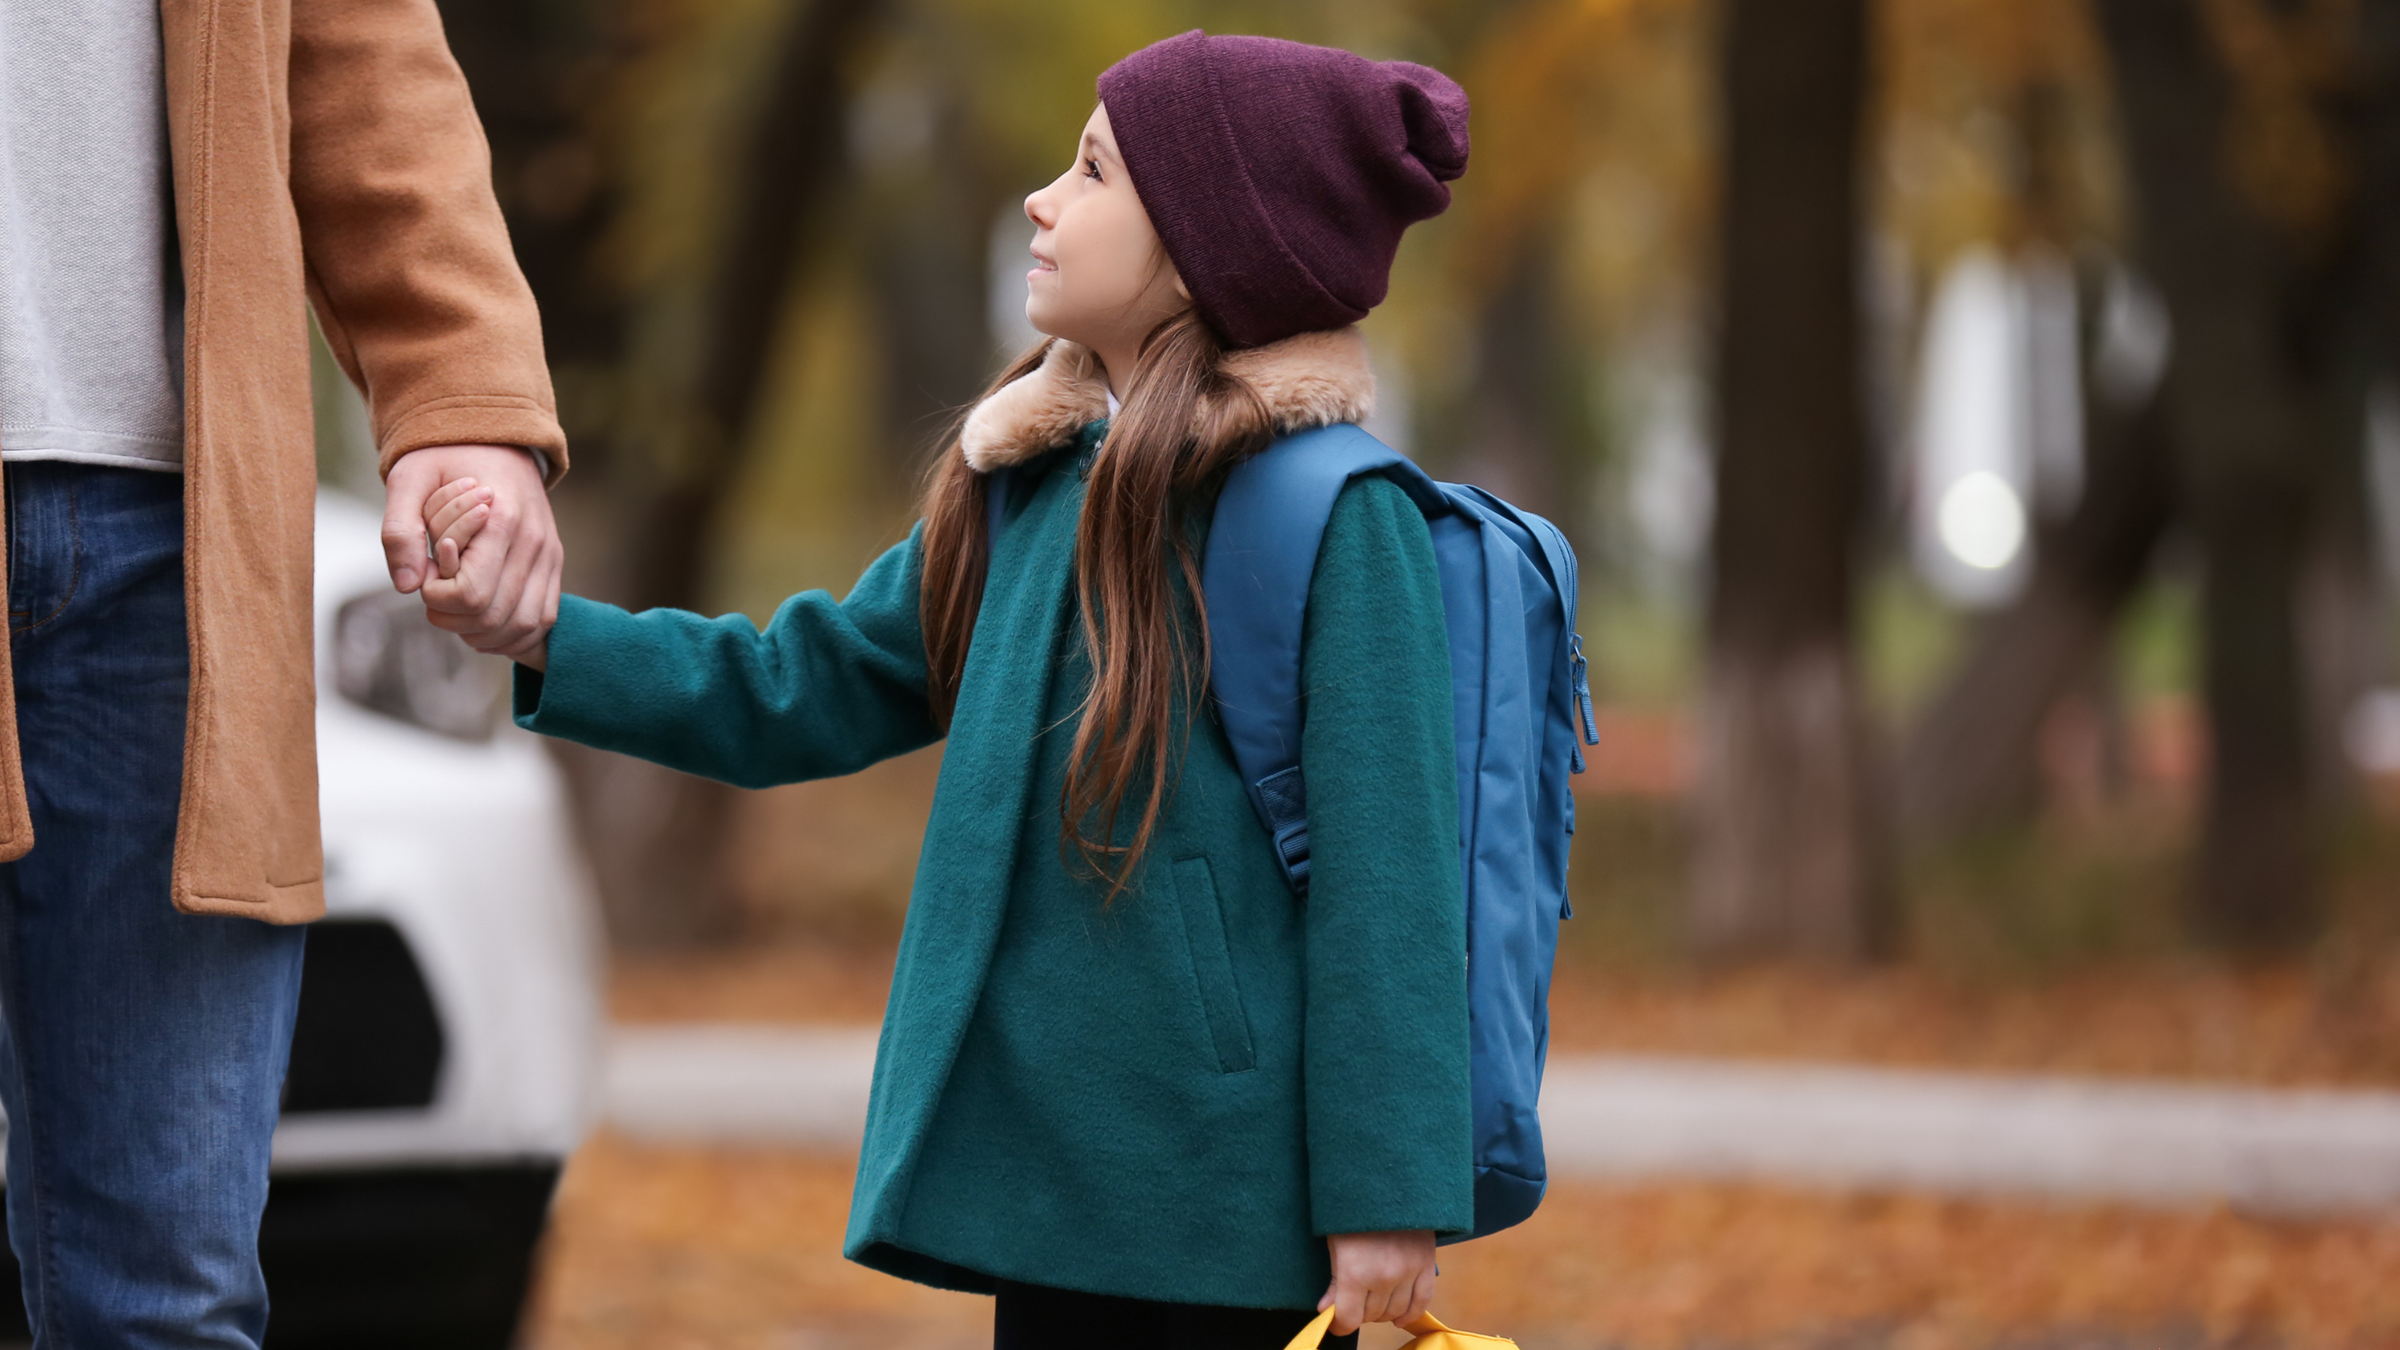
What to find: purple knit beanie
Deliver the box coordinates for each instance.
[1097,32,1470,350]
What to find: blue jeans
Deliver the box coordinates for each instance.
[0,462,305,1348]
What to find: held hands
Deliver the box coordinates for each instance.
[412,475,554,671]
[382,444,559,670]
[1321,1230,1437,1336]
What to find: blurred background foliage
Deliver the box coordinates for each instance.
[407,0,2400,970]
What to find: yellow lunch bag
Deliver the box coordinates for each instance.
[1279,1308,1518,1349]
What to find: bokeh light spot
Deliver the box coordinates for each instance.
[1936,471,2027,572]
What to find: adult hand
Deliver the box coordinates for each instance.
[382,443,561,662]
[1320,1230,1436,1336]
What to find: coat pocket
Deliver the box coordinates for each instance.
[1172,856,1256,1074]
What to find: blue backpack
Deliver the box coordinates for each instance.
[986,421,1595,1241]
[1199,422,1595,1242]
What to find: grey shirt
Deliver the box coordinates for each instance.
[0,0,185,471]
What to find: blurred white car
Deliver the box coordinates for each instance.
[268,491,605,1346]
[0,491,606,1349]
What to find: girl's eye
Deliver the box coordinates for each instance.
[1083,157,1102,181]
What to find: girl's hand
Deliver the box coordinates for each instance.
[422,478,495,581]
[422,476,554,670]
[1320,1230,1436,1335]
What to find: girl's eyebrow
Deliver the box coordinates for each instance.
[1083,133,1122,168]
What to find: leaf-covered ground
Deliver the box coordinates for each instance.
[561,948,2400,1349]
[564,725,2400,1347]
[524,1133,2400,1350]
[613,944,2400,1087]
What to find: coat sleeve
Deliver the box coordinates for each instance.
[513,528,941,786]
[287,0,569,482]
[1297,477,1476,1240]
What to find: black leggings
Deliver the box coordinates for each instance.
[992,1280,1359,1350]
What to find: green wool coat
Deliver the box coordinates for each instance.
[514,423,1473,1310]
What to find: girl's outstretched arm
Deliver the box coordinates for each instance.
[510,526,941,787]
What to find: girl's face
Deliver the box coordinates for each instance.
[1023,104,1188,381]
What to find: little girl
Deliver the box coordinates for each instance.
[431,31,1476,1349]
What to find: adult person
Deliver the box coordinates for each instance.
[0,0,563,1343]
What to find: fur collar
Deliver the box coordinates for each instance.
[959,327,1377,472]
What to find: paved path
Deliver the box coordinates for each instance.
[605,1025,2400,1215]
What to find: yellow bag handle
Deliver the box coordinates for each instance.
[1279,1307,1519,1350]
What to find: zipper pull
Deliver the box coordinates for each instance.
[1568,634,1598,773]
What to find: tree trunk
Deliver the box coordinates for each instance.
[1458,241,1575,526]
[868,90,1009,495]
[1897,334,2176,837]
[431,0,625,388]
[435,0,890,948]
[445,0,883,949]
[2340,0,2400,764]
[570,0,884,950]
[2093,0,2323,948]
[2370,0,2400,358]
[1694,0,1881,960]
[432,0,739,947]
[631,0,883,616]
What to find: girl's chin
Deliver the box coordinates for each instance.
[1022,302,1070,342]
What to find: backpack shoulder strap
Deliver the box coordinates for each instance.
[1201,422,1442,894]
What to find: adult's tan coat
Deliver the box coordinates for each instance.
[0,0,568,922]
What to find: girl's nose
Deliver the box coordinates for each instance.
[1024,188,1053,229]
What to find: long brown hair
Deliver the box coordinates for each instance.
[918,310,1274,899]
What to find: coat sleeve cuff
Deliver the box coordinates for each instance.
[1310,1185,1476,1242]
[510,594,613,737]
[377,397,570,487]
[511,663,547,725]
